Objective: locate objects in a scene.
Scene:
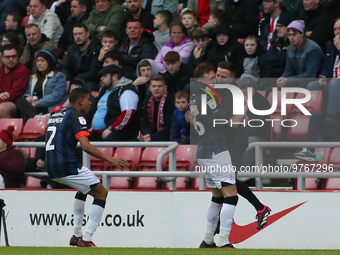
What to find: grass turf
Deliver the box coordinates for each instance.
[1,248,339,255]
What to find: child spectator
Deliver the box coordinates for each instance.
[98,30,119,63]
[134,59,159,108]
[163,51,191,94]
[153,10,172,52]
[187,27,212,74]
[170,90,190,144]
[241,35,265,83]
[181,10,199,39]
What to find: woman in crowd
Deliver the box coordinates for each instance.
[155,21,195,73]
[15,50,67,120]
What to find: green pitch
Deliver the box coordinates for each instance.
[1,247,339,255]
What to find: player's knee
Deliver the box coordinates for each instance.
[211,196,224,204]
[75,192,87,201]
[93,198,106,208]
[223,196,238,206]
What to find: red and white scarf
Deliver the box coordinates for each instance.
[147,92,167,131]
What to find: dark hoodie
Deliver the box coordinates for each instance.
[260,37,290,78]
[206,24,245,77]
[241,41,265,79]
[61,36,102,82]
[187,40,215,75]
[163,63,191,95]
[224,0,259,39]
[117,29,158,73]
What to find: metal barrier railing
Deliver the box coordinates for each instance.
[248,141,340,190]
[17,141,340,191]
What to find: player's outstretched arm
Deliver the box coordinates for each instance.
[78,136,129,170]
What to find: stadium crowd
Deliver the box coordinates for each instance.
[1,0,340,187]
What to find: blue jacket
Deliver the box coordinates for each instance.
[282,38,323,84]
[24,71,67,112]
[170,107,190,144]
[320,42,340,78]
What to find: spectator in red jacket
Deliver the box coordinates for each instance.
[0,126,27,188]
[0,45,30,118]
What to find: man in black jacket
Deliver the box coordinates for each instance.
[90,64,141,141]
[121,0,155,36]
[299,0,333,52]
[117,19,158,76]
[224,0,259,39]
[61,23,101,91]
[141,74,175,141]
[58,0,91,53]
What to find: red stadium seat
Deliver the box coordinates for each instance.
[294,148,331,190]
[267,91,295,115]
[90,147,114,171]
[290,91,323,114]
[269,113,285,141]
[109,168,133,189]
[285,114,310,141]
[30,147,37,158]
[323,148,340,190]
[26,176,42,188]
[134,147,169,189]
[91,91,99,98]
[108,147,142,171]
[164,145,192,190]
[18,118,48,141]
[108,147,142,189]
[0,118,24,141]
[192,178,209,190]
[257,90,266,98]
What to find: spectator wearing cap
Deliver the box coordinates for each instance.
[15,49,67,120]
[206,24,245,77]
[90,64,141,141]
[238,77,271,168]
[260,12,295,80]
[258,0,288,51]
[0,126,27,188]
[299,0,333,52]
[276,20,323,88]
